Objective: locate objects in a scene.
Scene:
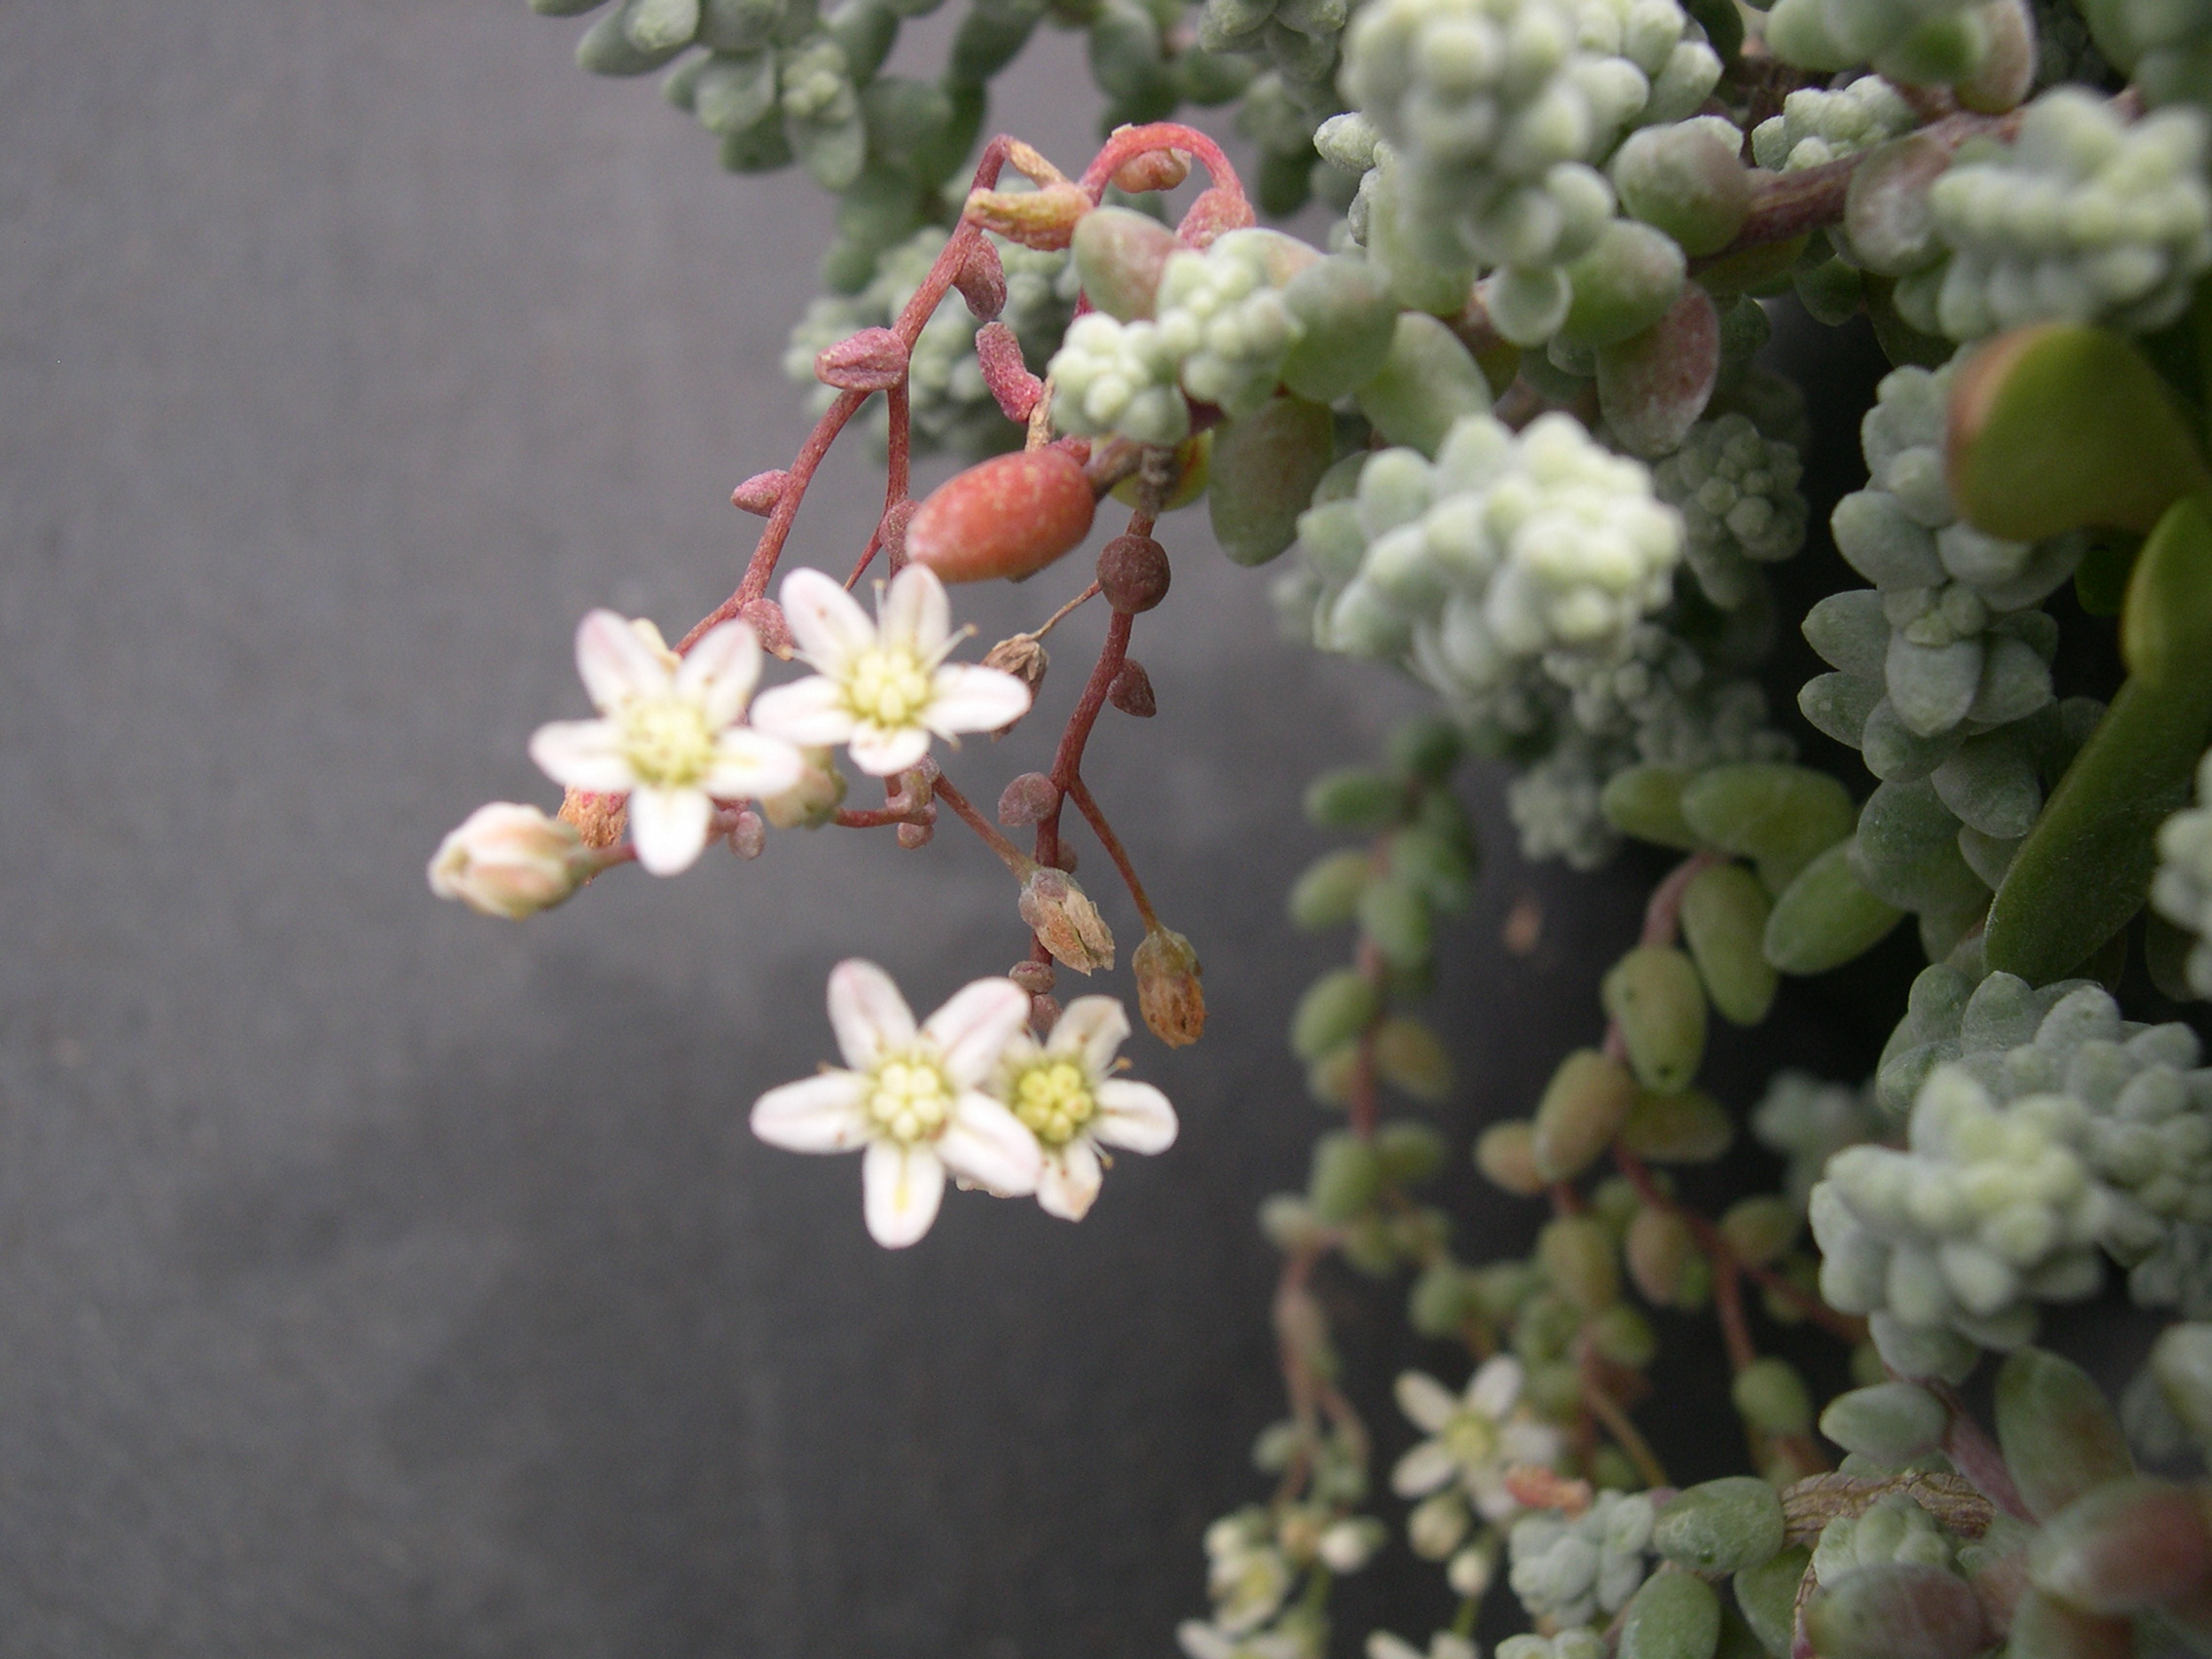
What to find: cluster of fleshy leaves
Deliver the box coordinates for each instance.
[439,3,2212,1655]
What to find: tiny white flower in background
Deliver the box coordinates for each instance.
[1390,1356,1564,1521]
[1446,1542,1493,1598]
[1368,1634,1479,1659]
[749,960,1043,1247]
[1316,1516,1386,1573]
[1202,1512,1295,1636]
[750,565,1034,777]
[992,995,1177,1220]
[428,802,596,919]
[529,610,803,876]
[1178,1620,1318,1659]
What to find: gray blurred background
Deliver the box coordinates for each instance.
[0,4,1888,1654]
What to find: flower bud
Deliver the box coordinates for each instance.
[1409,1491,1471,1559]
[1603,946,1709,1093]
[1029,991,1059,1032]
[1540,1215,1620,1312]
[1134,925,1205,1046]
[907,448,1097,584]
[1717,1197,1798,1269]
[1009,959,1055,996]
[759,748,846,829]
[998,771,1060,827]
[1996,1347,2135,1522]
[975,320,1042,423]
[738,597,793,658]
[876,498,917,568]
[964,180,1091,250]
[1619,1568,1722,1659]
[1803,1564,1989,1659]
[1732,1357,1813,1437]
[1108,658,1156,717]
[897,820,934,848]
[954,238,1007,320]
[1626,1205,1696,1306]
[1447,1542,1495,1599]
[429,803,596,919]
[815,325,910,391]
[1319,1517,1386,1573]
[731,467,790,515]
[2029,1476,2212,1614]
[1476,1122,1547,1197]
[726,808,765,859]
[1071,204,1182,321]
[1653,1479,1786,1575]
[557,785,629,850]
[1111,146,1190,195]
[1018,865,1116,973]
[1097,533,1171,613]
[1531,1050,1638,1182]
[1820,1382,1948,1464]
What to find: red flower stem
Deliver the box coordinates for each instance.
[1034,580,1101,640]
[930,774,1031,874]
[1077,122,1244,205]
[1064,772,1161,932]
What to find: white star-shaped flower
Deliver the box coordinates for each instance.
[992,996,1177,1221]
[1390,1356,1565,1522]
[750,565,1035,777]
[529,611,803,876]
[750,960,1044,1247]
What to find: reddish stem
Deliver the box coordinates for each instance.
[1077,122,1243,205]
[931,774,1030,873]
[1032,607,1135,872]
[1065,773,1161,931]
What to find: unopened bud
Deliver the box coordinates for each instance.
[759,748,846,829]
[964,180,1091,250]
[1134,925,1204,1046]
[732,468,790,515]
[815,326,910,392]
[1531,1050,1637,1182]
[1098,533,1170,613]
[999,771,1060,826]
[907,448,1097,583]
[1409,1492,1471,1560]
[430,802,596,919]
[975,321,1043,423]
[954,239,1007,319]
[896,819,934,849]
[1018,865,1116,973]
[1177,184,1257,249]
[557,786,629,851]
[1029,992,1060,1033]
[726,808,766,859]
[1475,1121,1547,1196]
[1108,658,1156,717]
[1111,146,1190,194]
[738,597,793,658]
[1009,958,1056,996]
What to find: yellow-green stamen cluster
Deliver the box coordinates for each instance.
[1009,1058,1097,1147]
[619,698,719,788]
[867,1056,954,1144]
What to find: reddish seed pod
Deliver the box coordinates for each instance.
[954,240,1007,320]
[738,597,793,658]
[815,326,910,392]
[1111,147,1191,194]
[975,321,1044,423]
[906,448,1096,583]
[999,771,1061,826]
[1097,533,1170,613]
[732,468,790,515]
[1108,659,1156,718]
[1009,959,1056,995]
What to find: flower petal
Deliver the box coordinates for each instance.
[1093,1079,1177,1154]
[528,719,635,793]
[1467,1354,1524,1419]
[1468,1468,1522,1523]
[846,719,933,778]
[780,568,877,676]
[704,728,804,800]
[677,619,761,728]
[1390,1438,1458,1498]
[750,1071,870,1152]
[750,676,858,749]
[879,563,951,660]
[1395,1370,1460,1435]
[1037,1138,1103,1220]
[924,662,1032,737]
[923,977,1032,1088]
[627,785,715,875]
[1050,994,1129,1074]
[942,1092,1044,1197]
[862,1139,944,1248]
[827,958,916,1071]
[576,608,674,712]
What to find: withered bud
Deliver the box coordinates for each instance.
[1010,959,1056,996]
[1108,658,1156,718]
[981,635,1048,735]
[1004,139,1068,187]
[965,181,1091,251]
[558,786,629,852]
[954,240,1007,320]
[1174,185,1256,250]
[1133,926,1204,1047]
[727,808,766,860]
[897,820,935,849]
[759,748,846,829]
[738,597,793,658]
[1097,533,1171,613]
[815,326,909,392]
[998,770,1060,826]
[1017,866,1116,974]
[1111,146,1191,195]
[1029,993,1061,1035]
[732,468,790,516]
[877,498,918,571]
[976,321,1044,424]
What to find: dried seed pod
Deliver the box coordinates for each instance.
[1018,865,1116,973]
[1133,925,1204,1046]
[954,238,1007,319]
[815,326,910,391]
[998,771,1060,826]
